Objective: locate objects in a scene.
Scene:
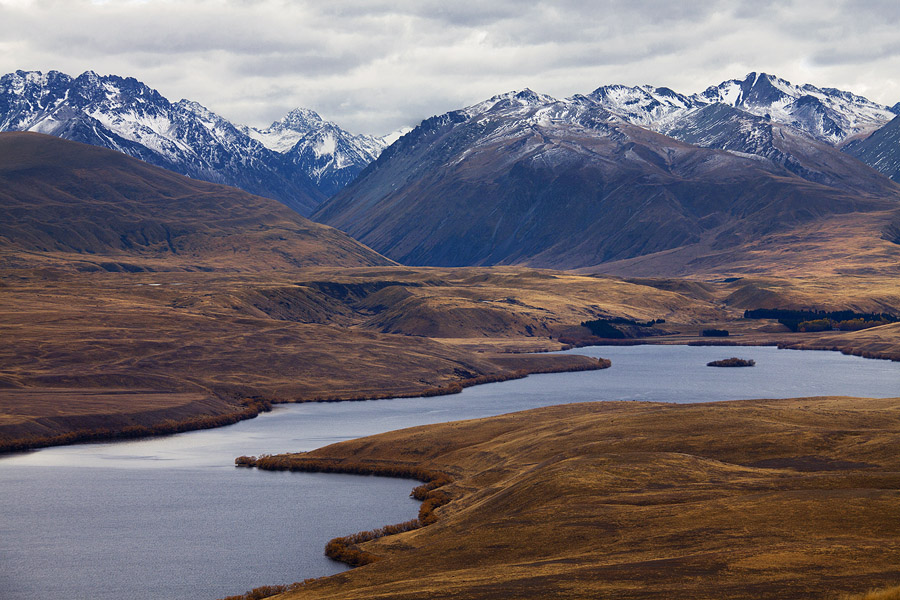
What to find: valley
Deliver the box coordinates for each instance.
[2,65,900,600]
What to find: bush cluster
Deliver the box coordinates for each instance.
[707,357,755,367]
[579,317,663,339]
[701,328,729,337]
[241,455,455,567]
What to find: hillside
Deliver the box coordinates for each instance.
[844,115,900,183]
[0,132,392,271]
[246,397,900,600]
[314,92,900,274]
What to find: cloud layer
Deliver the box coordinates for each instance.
[2,0,899,135]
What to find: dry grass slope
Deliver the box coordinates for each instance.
[258,397,900,600]
[842,587,900,600]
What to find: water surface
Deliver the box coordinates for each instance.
[1,345,896,599]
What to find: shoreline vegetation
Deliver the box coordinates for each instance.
[237,456,453,565]
[222,456,456,600]
[686,337,900,362]
[0,354,609,455]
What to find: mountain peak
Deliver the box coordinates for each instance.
[269,107,326,133]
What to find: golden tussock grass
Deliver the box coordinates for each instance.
[252,396,900,600]
[841,586,900,600]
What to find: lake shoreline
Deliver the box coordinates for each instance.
[4,329,896,455]
[4,344,897,600]
[247,396,900,600]
[0,353,607,455]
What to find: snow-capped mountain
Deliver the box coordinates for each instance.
[591,72,896,146]
[0,70,388,214]
[245,109,386,198]
[314,79,900,272]
[658,103,893,196]
[587,84,702,128]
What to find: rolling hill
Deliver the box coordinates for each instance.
[0,131,393,271]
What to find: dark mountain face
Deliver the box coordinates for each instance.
[844,116,900,183]
[314,95,899,271]
[0,132,392,271]
[660,104,898,197]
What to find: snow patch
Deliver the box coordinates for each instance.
[314,133,337,158]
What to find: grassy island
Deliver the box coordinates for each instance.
[707,357,756,367]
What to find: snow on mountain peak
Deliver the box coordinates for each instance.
[245,107,332,152]
[592,72,895,145]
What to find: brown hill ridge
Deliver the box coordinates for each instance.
[0,131,392,271]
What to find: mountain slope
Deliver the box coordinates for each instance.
[314,92,900,273]
[0,132,392,271]
[0,70,387,214]
[844,115,900,183]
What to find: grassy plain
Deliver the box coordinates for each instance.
[249,396,900,600]
[3,262,900,451]
[0,265,703,450]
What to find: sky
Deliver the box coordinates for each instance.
[2,0,900,136]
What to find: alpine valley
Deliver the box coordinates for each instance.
[3,69,900,600]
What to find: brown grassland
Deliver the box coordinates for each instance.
[3,264,900,452]
[3,132,900,599]
[0,264,695,451]
[238,396,900,600]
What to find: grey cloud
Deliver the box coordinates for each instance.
[1,0,899,135]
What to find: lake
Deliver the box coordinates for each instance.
[1,345,897,599]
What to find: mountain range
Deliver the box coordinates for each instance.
[314,73,900,274]
[0,70,387,215]
[3,69,900,275]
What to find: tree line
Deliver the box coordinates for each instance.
[743,308,897,332]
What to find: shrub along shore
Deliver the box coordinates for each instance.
[0,354,609,454]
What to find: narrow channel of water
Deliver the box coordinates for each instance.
[1,345,897,599]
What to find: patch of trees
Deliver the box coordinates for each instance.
[701,329,729,337]
[580,317,664,339]
[743,308,897,332]
[707,357,755,367]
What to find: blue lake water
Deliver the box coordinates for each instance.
[0,345,897,599]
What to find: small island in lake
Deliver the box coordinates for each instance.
[707,357,756,367]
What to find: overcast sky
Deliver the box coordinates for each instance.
[2,0,900,136]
